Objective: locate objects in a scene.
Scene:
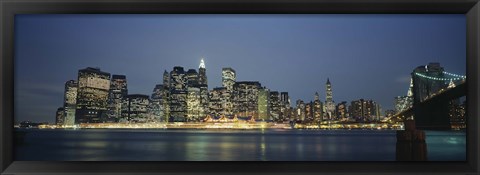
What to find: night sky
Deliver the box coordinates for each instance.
[14,14,466,123]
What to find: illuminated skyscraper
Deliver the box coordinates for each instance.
[280,92,291,121]
[269,91,280,121]
[63,80,77,126]
[198,59,209,118]
[56,107,65,125]
[149,84,164,122]
[186,69,199,87]
[122,94,149,123]
[233,81,261,118]
[222,67,236,115]
[107,75,127,122]
[162,70,170,122]
[313,92,323,123]
[350,99,377,122]
[394,96,412,113]
[305,102,313,122]
[187,87,201,121]
[336,101,348,121]
[169,66,188,122]
[324,78,336,120]
[295,100,305,121]
[75,67,111,124]
[198,58,208,86]
[209,87,229,117]
[258,88,270,121]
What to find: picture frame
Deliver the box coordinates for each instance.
[1,0,479,174]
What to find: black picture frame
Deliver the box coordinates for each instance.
[1,0,479,174]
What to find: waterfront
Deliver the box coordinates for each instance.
[14,129,466,161]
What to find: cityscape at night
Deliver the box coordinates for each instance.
[13,14,467,161]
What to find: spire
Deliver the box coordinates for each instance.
[326,78,330,84]
[199,58,206,69]
[407,78,413,97]
[448,79,455,88]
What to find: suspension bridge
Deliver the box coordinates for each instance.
[394,69,466,130]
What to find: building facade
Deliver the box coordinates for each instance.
[324,78,336,120]
[198,59,209,119]
[75,67,111,124]
[169,66,187,122]
[187,87,202,121]
[349,99,377,122]
[107,75,128,122]
[149,84,164,122]
[258,88,270,120]
[56,107,65,125]
[313,92,323,123]
[222,67,236,115]
[122,94,150,123]
[269,91,280,121]
[63,80,77,126]
[209,87,228,117]
[233,81,261,118]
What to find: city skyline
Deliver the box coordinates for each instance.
[14,14,466,123]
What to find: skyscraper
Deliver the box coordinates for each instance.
[258,88,270,121]
[336,101,348,121]
[56,107,65,125]
[313,92,323,123]
[198,58,207,86]
[198,59,209,118]
[280,92,291,121]
[63,80,77,126]
[209,87,228,117]
[187,87,201,121]
[269,91,280,121]
[75,67,111,124]
[107,75,127,122]
[169,66,187,121]
[324,78,336,120]
[186,69,199,87]
[305,102,313,122]
[122,94,150,123]
[222,67,236,115]
[149,84,164,122]
[162,70,170,122]
[295,99,305,121]
[350,99,377,122]
[233,81,261,118]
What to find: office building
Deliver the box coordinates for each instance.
[63,80,77,126]
[269,91,280,121]
[258,88,270,121]
[313,92,323,123]
[324,78,336,120]
[222,67,236,115]
[209,87,228,117]
[187,87,201,121]
[233,81,261,118]
[56,107,65,125]
[149,84,164,122]
[75,67,111,124]
[122,94,150,123]
[107,75,128,122]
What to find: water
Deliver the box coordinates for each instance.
[14,129,466,161]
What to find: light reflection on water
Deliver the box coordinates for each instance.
[14,129,465,161]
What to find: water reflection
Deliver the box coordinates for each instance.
[14,129,465,161]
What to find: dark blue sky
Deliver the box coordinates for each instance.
[14,14,466,123]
